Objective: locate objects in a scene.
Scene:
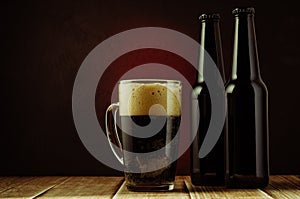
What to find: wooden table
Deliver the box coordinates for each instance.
[0,176,299,198]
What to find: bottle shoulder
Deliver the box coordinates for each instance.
[191,82,209,96]
[225,79,268,94]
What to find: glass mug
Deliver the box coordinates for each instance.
[105,79,182,191]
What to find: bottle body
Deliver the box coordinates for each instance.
[190,13,225,186]
[226,80,269,188]
[225,7,269,188]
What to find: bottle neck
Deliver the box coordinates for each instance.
[197,19,225,83]
[231,14,261,81]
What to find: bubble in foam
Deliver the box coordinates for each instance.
[128,83,181,116]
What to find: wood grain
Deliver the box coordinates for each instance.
[184,176,273,199]
[0,176,299,198]
[37,176,124,199]
[0,176,67,198]
[113,176,189,199]
[0,176,34,193]
[264,175,300,199]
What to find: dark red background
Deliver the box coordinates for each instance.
[1,0,300,175]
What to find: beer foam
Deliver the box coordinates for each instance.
[119,83,181,116]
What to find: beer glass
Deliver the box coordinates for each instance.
[105,79,182,191]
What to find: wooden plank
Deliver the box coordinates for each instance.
[0,177,34,193]
[113,176,190,199]
[0,176,67,198]
[263,175,300,199]
[184,176,273,199]
[0,175,299,198]
[37,176,124,199]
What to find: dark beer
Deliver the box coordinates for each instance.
[120,115,180,189]
[225,7,269,188]
[118,80,182,191]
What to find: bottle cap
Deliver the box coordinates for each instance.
[199,13,220,21]
[232,7,255,15]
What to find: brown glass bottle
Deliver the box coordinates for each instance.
[225,7,269,188]
[190,13,225,186]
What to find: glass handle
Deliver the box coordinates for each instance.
[105,102,124,165]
